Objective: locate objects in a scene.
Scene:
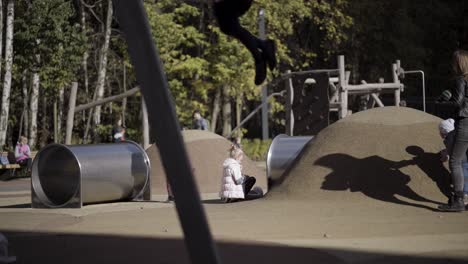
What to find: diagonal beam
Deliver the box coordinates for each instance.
[74,86,139,113]
[112,1,220,264]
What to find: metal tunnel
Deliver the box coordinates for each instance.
[31,141,151,208]
[267,134,314,181]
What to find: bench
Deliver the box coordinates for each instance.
[0,164,21,169]
[0,151,37,180]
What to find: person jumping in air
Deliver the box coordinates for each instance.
[213,0,277,85]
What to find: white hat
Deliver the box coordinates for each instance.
[439,118,455,135]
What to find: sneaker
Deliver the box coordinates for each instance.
[262,39,277,70]
[254,58,267,85]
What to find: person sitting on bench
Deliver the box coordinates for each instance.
[220,144,256,203]
[15,136,32,171]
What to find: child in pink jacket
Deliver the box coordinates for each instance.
[15,136,32,170]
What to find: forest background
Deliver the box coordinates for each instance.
[0,0,466,151]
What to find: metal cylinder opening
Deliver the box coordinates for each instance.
[32,145,81,207]
[32,141,151,208]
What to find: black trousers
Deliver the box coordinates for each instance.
[243,175,256,196]
[213,0,263,62]
[18,158,32,171]
[450,118,468,192]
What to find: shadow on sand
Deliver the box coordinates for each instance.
[0,203,31,208]
[317,146,450,211]
[2,231,467,264]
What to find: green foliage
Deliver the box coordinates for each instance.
[1,0,466,147]
[95,124,113,142]
[242,138,272,161]
[14,0,85,90]
[145,2,211,125]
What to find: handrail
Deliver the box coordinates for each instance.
[229,90,286,137]
[266,69,339,89]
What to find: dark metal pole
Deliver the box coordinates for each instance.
[112,1,220,264]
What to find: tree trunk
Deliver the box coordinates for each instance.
[21,70,29,139]
[53,101,58,143]
[0,0,14,147]
[210,87,221,133]
[29,72,40,149]
[39,92,48,148]
[222,85,232,137]
[57,87,64,143]
[235,95,242,138]
[80,0,88,124]
[142,98,150,149]
[93,0,113,126]
[122,62,127,127]
[66,82,78,145]
[83,87,98,143]
[80,0,89,95]
[106,77,112,114]
[0,0,4,80]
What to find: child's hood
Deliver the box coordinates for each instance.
[223,158,240,168]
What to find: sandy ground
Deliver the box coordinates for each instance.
[1,188,467,264]
[146,130,268,195]
[1,107,468,264]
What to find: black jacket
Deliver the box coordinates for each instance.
[449,76,468,119]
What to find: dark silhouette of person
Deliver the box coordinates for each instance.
[213,0,276,85]
[318,153,438,210]
[405,146,452,199]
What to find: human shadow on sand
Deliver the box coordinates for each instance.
[405,146,452,199]
[318,153,440,211]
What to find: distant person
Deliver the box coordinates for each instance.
[220,145,256,203]
[15,136,32,171]
[438,118,468,205]
[112,119,126,142]
[213,0,277,85]
[438,50,468,212]
[193,110,209,130]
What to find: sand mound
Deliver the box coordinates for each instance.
[270,107,451,205]
[146,130,268,196]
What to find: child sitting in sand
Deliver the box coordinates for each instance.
[220,145,256,203]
